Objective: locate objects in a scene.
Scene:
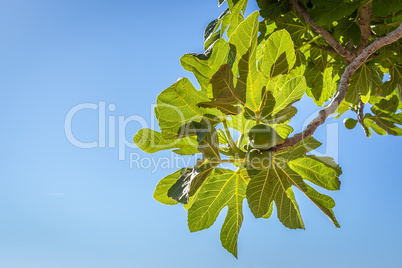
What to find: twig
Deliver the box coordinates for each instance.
[357,98,364,125]
[321,46,337,54]
[289,0,355,63]
[357,98,370,136]
[272,22,402,152]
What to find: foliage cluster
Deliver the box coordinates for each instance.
[134,0,402,257]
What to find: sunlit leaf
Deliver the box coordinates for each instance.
[383,64,402,96]
[364,95,402,136]
[346,64,383,104]
[155,78,221,140]
[310,0,361,26]
[197,64,246,114]
[188,169,247,257]
[229,11,264,111]
[306,65,338,106]
[134,128,198,155]
[180,39,229,96]
[246,164,305,228]
[154,170,181,205]
[246,137,340,228]
[271,75,306,114]
[262,29,296,78]
[276,11,312,47]
[288,156,342,191]
[168,161,219,204]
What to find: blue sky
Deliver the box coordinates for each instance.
[1,1,401,267]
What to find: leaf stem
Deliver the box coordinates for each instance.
[297,35,321,50]
[223,119,243,155]
[236,133,244,148]
[357,97,370,136]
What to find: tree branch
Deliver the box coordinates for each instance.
[289,0,355,63]
[272,22,402,152]
[357,98,370,136]
[355,1,372,55]
[321,46,338,54]
[357,98,364,125]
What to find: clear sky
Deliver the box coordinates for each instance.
[1,1,401,267]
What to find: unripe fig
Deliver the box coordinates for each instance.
[248,124,284,150]
[343,118,358,129]
[247,149,272,170]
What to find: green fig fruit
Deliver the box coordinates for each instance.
[248,124,284,150]
[247,149,272,170]
[343,118,358,129]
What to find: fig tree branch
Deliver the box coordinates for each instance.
[357,98,364,125]
[289,0,355,63]
[357,98,370,136]
[321,46,338,54]
[355,1,372,55]
[272,22,402,153]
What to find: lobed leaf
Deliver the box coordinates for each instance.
[333,18,361,46]
[133,128,198,155]
[227,0,248,13]
[168,161,219,204]
[262,29,296,78]
[154,170,181,205]
[155,78,221,140]
[197,64,245,114]
[372,0,402,17]
[345,64,383,104]
[246,163,305,229]
[310,0,361,26]
[227,0,246,38]
[190,121,221,161]
[227,111,256,135]
[302,185,340,227]
[180,39,229,96]
[334,100,351,119]
[274,136,322,161]
[276,11,312,47]
[383,64,402,97]
[271,75,306,115]
[188,169,247,257]
[288,156,342,191]
[257,0,291,20]
[306,65,338,106]
[168,166,198,204]
[246,138,341,229]
[364,95,402,136]
[229,11,264,111]
[271,123,294,139]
